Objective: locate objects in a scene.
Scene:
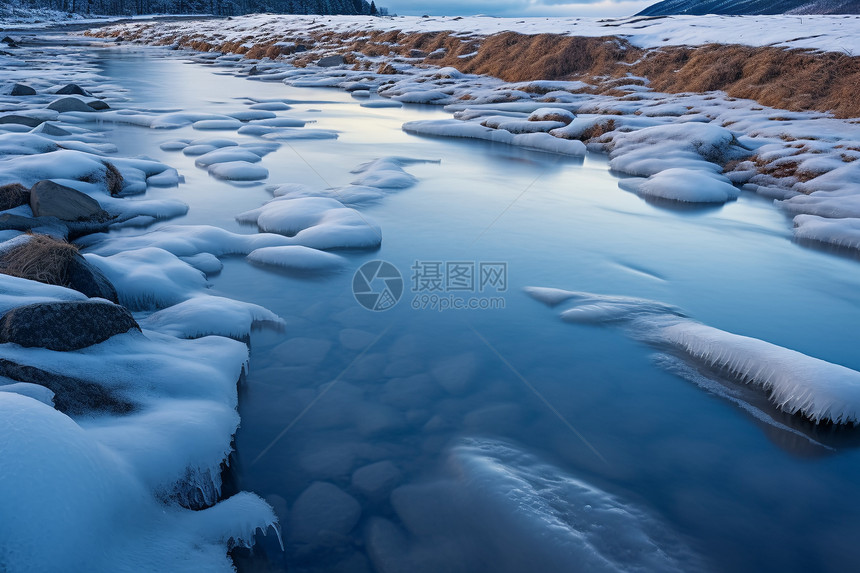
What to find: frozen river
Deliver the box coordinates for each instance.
[33,35,860,572]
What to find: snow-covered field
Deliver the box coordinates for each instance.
[93,12,860,52]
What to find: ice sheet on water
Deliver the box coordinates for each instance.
[527,286,860,425]
[377,438,698,573]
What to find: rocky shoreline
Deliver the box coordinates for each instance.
[0,34,283,572]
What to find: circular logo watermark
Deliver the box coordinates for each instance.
[353,260,403,311]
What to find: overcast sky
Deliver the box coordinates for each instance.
[387,0,655,17]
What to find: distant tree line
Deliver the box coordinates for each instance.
[2,0,387,17]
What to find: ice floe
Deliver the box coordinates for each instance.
[369,438,699,573]
[527,287,860,426]
[247,245,347,270]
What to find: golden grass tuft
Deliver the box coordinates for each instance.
[0,183,30,211]
[104,162,124,196]
[0,234,80,286]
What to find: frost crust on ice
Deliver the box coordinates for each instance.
[376,438,700,573]
[527,287,860,424]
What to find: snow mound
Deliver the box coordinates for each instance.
[0,378,276,572]
[84,247,207,309]
[78,224,292,258]
[238,196,382,250]
[195,147,263,168]
[247,245,347,270]
[351,157,419,189]
[139,295,284,339]
[193,119,243,130]
[619,168,740,204]
[403,119,586,156]
[793,214,860,250]
[608,123,747,177]
[260,128,338,140]
[208,161,269,181]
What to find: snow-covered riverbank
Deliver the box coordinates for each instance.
[0,37,287,572]
[89,14,860,256]
[2,15,860,573]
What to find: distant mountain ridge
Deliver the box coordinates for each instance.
[637,0,860,16]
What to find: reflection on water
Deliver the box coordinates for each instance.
[83,44,860,573]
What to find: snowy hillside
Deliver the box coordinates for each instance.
[638,0,860,16]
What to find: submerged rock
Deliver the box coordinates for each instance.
[10,83,36,96]
[47,97,95,113]
[352,461,403,501]
[29,180,107,221]
[0,358,134,415]
[0,300,139,351]
[289,481,361,547]
[0,183,30,211]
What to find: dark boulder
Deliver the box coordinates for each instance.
[0,358,134,415]
[0,300,140,351]
[66,254,118,301]
[1,36,18,48]
[33,122,71,136]
[47,97,95,113]
[0,213,41,232]
[0,183,29,211]
[86,100,110,111]
[55,83,91,97]
[0,115,42,128]
[30,180,107,221]
[10,83,36,96]
[318,55,345,67]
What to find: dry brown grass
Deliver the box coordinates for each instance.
[86,24,860,117]
[104,162,124,196]
[753,156,824,183]
[0,183,29,211]
[0,234,79,286]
